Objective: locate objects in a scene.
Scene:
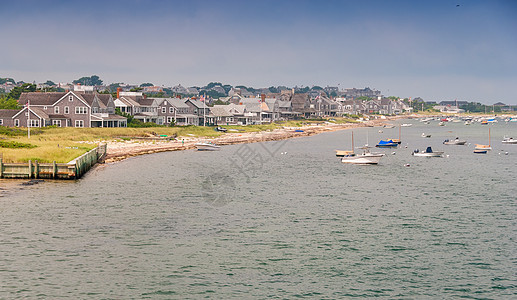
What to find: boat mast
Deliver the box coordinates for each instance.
[489,127,491,147]
[399,124,401,140]
[351,131,354,152]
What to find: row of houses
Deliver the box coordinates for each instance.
[0,85,411,128]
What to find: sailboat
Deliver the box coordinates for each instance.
[474,127,492,151]
[341,131,385,164]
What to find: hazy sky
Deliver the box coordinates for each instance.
[1,0,516,104]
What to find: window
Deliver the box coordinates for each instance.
[167,116,173,123]
[52,120,61,127]
[93,107,98,113]
[75,120,84,127]
[0,119,3,125]
[15,119,19,127]
[64,106,69,114]
[69,95,73,102]
[162,107,166,113]
[44,106,47,110]
[54,106,59,114]
[29,119,39,127]
[169,107,174,113]
[226,117,234,122]
[75,107,87,114]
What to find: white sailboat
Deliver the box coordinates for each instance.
[340,131,385,164]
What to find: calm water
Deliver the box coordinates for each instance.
[1,120,516,298]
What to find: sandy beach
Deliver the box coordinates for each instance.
[103,117,403,163]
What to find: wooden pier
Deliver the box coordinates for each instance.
[0,144,107,180]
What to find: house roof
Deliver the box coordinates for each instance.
[19,92,67,106]
[210,106,233,117]
[165,98,190,108]
[0,109,19,118]
[186,99,207,108]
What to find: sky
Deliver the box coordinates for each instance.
[1,0,516,104]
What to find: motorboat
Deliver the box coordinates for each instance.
[443,137,467,145]
[421,133,431,138]
[383,124,395,128]
[341,147,385,164]
[438,122,445,126]
[412,147,444,157]
[195,142,221,151]
[401,123,412,127]
[502,136,517,144]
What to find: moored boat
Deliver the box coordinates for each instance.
[422,133,431,138]
[341,147,385,164]
[443,137,467,145]
[376,139,398,148]
[473,149,488,154]
[195,142,221,151]
[412,147,444,157]
[502,136,517,144]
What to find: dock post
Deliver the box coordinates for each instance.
[0,158,3,179]
[53,161,57,179]
[35,160,39,179]
[28,160,32,178]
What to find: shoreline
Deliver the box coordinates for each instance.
[103,116,404,163]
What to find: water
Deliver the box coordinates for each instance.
[1,120,516,298]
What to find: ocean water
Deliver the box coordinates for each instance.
[1,120,516,298]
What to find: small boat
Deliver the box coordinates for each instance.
[195,142,221,151]
[443,137,467,145]
[412,147,444,157]
[474,149,488,154]
[339,131,385,164]
[376,139,398,148]
[335,150,354,157]
[480,120,488,125]
[215,126,227,132]
[464,121,471,125]
[341,147,385,164]
[438,121,445,126]
[294,129,304,132]
[475,128,492,150]
[383,124,395,128]
[422,133,431,138]
[401,123,412,127]
[502,136,517,144]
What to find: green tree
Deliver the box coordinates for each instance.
[140,83,154,87]
[0,78,16,85]
[44,80,56,86]
[0,95,20,109]
[206,82,222,89]
[73,75,103,86]
[8,83,37,100]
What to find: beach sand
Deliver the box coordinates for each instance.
[103,117,401,163]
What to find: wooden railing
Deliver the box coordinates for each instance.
[0,144,107,179]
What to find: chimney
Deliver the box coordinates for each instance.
[261,94,265,103]
[116,87,122,99]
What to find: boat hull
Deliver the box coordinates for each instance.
[195,143,221,151]
[341,154,384,164]
[412,152,444,157]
